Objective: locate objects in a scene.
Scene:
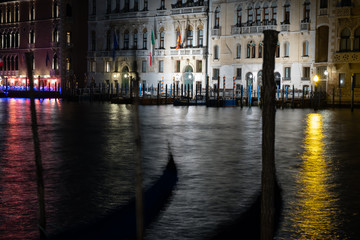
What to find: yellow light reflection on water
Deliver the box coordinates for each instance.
[291,113,341,239]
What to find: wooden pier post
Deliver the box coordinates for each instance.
[261,30,278,240]
[217,75,220,107]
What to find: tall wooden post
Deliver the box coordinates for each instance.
[217,75,220,107]
[25,52,46,239]
[261,30,278,240]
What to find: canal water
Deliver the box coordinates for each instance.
[0,98,359,240]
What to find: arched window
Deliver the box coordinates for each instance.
[53,53,58,70]
[236,5,242,26]
[236,44,241,59]
[340,28,350,51]
[276,42,280,58]
[66,57,71,71]
[303,0,310,22]
[251,43,256,58]
[123,30,129,49]
[15,56,18,70]
[303,40,309,56]
[53,1,59,18]
[354,27,360,51]
[30,3,35,21]
[214,7,220,29]
[29,30,35,44]
[198,26,203,47]
[160,29,165,49]
[255,3,261,24]
[53,28,58,43]
[214,45,219,59]
[186,26,193,47]
[15,5,19,22]
[133,30,138,49]
[10,56,14,70]
[143,29,147,49]
[7,6,11,23]
[247,41,255,58]
[284,41,290,57]
[258,42,263,58]
[247,42,251,58]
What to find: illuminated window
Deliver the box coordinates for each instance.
[105,61,110,72]
[66,57,71,71]
[53,28,59,43]
[29,30,35,44]
[53,1,59,18]
[339,73,345,88]
[66,32,71,46]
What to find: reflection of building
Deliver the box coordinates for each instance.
[0,0,88,92]
[88,0,359,102]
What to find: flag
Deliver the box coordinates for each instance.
[0,57,3,68]
[150,30,155,66]
[113,32,118,61]
[176,28,182,50]
[46,52,50,66]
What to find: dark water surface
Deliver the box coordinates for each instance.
[0,98,359,239]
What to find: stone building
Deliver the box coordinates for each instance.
[0,0,88,92]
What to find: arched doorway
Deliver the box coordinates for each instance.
[257,70,262,86]
[246,72,253,89]
[184,65,193,87]
[121,66,129,88]
[275,72,281,88]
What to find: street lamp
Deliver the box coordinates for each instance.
[313,74,320,109]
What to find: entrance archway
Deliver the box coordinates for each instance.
[184,65,193,87]
[246,72,253,89]
[121,66,129,88]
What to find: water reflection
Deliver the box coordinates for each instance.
[291,113,342,239]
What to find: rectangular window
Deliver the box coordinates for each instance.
[198,29,203,47]
[143,32,147,49]
[124,32,129,49]
[236,68,242,79]
[339,73,345,88]
[284,67,291,79]
[196,60,202,72]
[160,32,164,49]
[176,60,180,72]
[142,60,146,73]
[30,4,35,21]
[213,68,220,80]
[133,33,138,49]
[159,60,164,73]
[303,67,310,80]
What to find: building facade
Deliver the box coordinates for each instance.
[0,0,88,92]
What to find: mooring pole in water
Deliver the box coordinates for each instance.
[351,74,355,112]
[133,73,144,240]
[261,30,278,240]
[25,52,46,239]
[217,75,220,107]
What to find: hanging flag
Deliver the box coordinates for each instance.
[46,52,50,66]
[0,57,3,68]
[176,28,182,50]
[150,30,155,66]
[113,32,119,61]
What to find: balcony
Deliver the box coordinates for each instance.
[333,52,360,63]
[171,6,207,15]
[241,25,276,34]
[170,47,205,56]
[211,27,220,37]
[335,6,352,17]
[231,25,241,35]
[300,22,310,31]
[319,8,328,16]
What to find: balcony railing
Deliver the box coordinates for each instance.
[333,52,360,63]
[241,24,276,34]
[170,47,205,56]
[211,27,220,36]
[300,22,310,31]
[231,25,241,35]
[281,24,290,32]
[336,6,352,17]
[319,8,328,16]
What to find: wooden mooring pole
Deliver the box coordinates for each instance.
[261,30,278,240]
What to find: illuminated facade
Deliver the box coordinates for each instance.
[0,0,88,92]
